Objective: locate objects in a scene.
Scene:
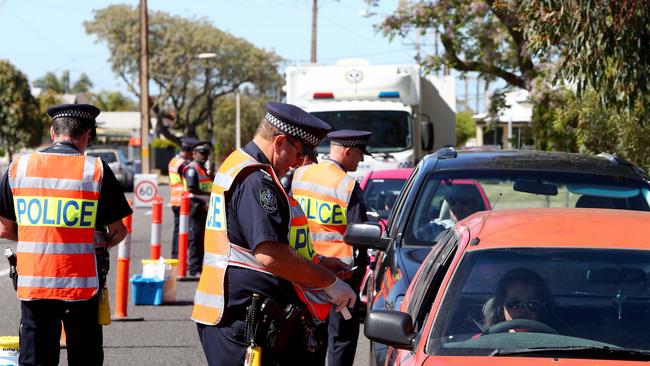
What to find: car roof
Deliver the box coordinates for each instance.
[462,208,650,251]
[365,168,413,180]
[422,149,646,180]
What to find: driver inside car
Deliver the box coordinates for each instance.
[481,268,555,333]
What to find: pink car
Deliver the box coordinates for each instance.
[358,169,413,307]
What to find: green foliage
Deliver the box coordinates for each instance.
[0,60,44,161]
[519,0,650,109]
[380,1,538,90]
[90,91,137,111]
[151,137,178,150]
[531,87,578,152]
[33,71,94,94]
[455,110,476,145]
[209,93,269,162]
[84,5,283,142]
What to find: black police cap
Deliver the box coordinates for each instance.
[265,102,331,163]
[327,129,372,155]
[47,104,100,122]
[180,137,200,151]
[193,141,212,154]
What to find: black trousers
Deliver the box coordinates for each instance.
[170,206,180,258]
[197,317,325,366]
[327,292,361,366]
[188,206,207,275]
[20,296,103,366]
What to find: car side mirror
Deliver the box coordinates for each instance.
[344,223,389,251]
[364,310,416,350]
[421,121,434,151]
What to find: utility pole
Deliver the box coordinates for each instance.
[139,0,150,173]
[311,0,317,63]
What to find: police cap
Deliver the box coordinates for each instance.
[327,129,372,155]
[193,141,212,155]
[47,104,100,122]
[265,102,331,163]
[180,137,200,151]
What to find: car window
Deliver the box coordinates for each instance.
[406,230,458,334]
[363,178,408,220]
[427,248,650,356]
[87,151,117,163]
[403,170,650,247]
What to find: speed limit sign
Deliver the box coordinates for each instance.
[134,174,159,207]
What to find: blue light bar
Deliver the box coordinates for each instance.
[378,91,400,98]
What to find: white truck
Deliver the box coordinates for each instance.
[285,58,456,178]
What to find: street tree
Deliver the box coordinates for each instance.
[519,0,650,109]
[84,5,283,145]
[0,60,44,161]
[90,91,138,111]
[380,0,539,91]
[33,71,94,94]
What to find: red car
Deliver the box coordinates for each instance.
[355,208,650,365]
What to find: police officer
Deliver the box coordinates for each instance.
[168,136,199,258]
[192,102,357,366]
[291,129,372,366]
[182,141,213,277]
[0,104,132,366]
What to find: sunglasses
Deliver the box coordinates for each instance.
[286,136,307,160]
[505,298,544,313]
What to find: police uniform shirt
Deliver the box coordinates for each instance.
[224,141,299,311]
[0,142,132,230]
[183,162,201,192]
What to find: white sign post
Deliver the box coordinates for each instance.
[134,174,159,208]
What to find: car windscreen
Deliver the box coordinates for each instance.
[427,248,650,357]
[403,170,650,246]
[363,178,407,220]
[312,110,411,153]
[87,152,117,163]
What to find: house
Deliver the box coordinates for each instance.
[472,89,533,149]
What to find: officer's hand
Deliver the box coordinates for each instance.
[324,277,356,312]
[319,257,351,274]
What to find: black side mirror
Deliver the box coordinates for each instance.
[421,121,434,151]
[364,310,416,350]
[344,223,388,251]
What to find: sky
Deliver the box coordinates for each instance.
[0,0,487,112]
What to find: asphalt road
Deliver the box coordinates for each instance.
[0,184,370,365]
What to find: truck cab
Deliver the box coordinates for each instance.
[285,59,456,179]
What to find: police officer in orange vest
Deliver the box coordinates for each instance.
[0,104,133,366]
[192,102,357,365]
[168,136,199,258]
[291,130,372,366]
[182,141,213,277]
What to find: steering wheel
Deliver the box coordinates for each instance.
[485,319,558,335]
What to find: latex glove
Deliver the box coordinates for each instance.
[324,277,357,312]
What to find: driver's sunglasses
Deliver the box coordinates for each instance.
[286,136,307,160]
[505,298,544,312]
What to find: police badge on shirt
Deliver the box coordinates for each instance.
[259,188,278,213]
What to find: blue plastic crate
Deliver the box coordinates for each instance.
[130,275,164,305]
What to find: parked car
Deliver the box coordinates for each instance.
[360,169,413,225]
[351,148,650,366]
[355,208,650,365]
[86,148,135,191]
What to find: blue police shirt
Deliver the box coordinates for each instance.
[0,142,132,230]
[224,141,299,311]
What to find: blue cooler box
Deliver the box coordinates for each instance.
[130,275,164,305]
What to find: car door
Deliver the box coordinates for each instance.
[387,230,459,366]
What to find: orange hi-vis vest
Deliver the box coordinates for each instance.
[8,152,103,301]
[182,161,212,203]
[168,155,187,207]
[292,160,356,265]
[192,149,331,326]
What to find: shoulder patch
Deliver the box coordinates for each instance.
[259,188,278,213]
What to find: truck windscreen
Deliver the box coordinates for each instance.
[312,110,411,153]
